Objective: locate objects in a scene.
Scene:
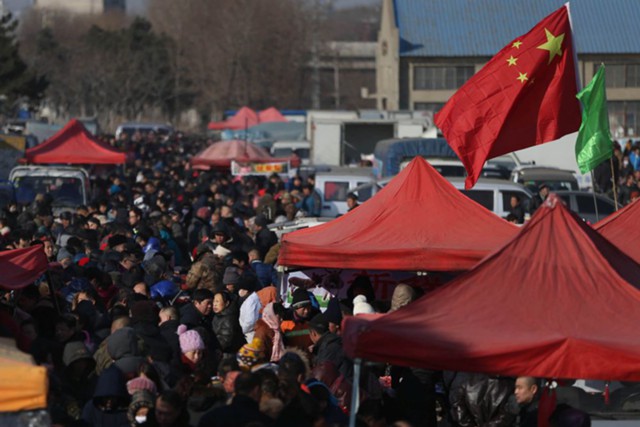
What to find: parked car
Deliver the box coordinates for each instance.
[313,167,375,217]
[352,174,532,220]
[352,177,391,202]
[511,166,579,192]
[271,141,311,165]
[554,190,617,223]
[447,177,534,219]
[352,160,512,204]
[399,158,511,180]
[268,217,331,239]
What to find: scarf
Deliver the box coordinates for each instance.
[262,303,285,362]
[180,353,197,372]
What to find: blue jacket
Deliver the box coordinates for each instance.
[296,191,321,217]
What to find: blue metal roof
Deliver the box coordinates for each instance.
[395,0,640,57]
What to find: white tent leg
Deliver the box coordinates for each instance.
[349,358,362,427]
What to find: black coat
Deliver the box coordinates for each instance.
[314,333,352,380]
[180,303,212,332]
[392,367,438,427]
[255,227,278,259]
[211,305,245,354]
[518,400,538,427]
[133,321,173,363]
[159,319,181,360]
[198,395,272,427]
[450,373,516,427]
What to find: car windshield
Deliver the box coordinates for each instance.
[273,148,293,157]
[14,176,83,206]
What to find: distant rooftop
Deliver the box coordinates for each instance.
[394,0,640,56]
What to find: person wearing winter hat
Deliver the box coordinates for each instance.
[177,324,205,371]
[236,337,266,371]
[222,266,241,294]
[127,376,158,396]
[290,287,312,312]
[62,341,98,407]
[57,246,73,268]
[281,288,318,354]
[352,295,375,315]
[238,274,261,342]
[81,364,130,426]
[324,297,344,335]
[127,389,155,426]
[106,327,146,379]
[389,284,417,313]
[108,234,129,252]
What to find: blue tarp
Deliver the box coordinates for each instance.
[374,138,458,177]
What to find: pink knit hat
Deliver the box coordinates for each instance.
[126,376,158,396]
[177,324,205,354]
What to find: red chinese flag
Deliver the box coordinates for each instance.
[434,5,582,189]
[0,245,48,290]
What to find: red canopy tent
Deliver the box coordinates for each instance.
[343,195,640,381]
[190,139,273,169]
[594,199,640,264]
[278,157,518,271]
[207,107,259,131]
[24,119,126,164]
[0,246,48,290]
[258,107,288,123]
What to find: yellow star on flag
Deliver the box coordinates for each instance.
[537,28,565,64]
[512,40,523,49]
[517,72,529,84]
[506,56,518,66]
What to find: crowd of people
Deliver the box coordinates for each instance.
[594,139,640,205]
[0,131,594,427]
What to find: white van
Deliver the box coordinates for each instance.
[399,158,513,180]
[352,175,532,219]
[313,167,375,217]
[271,141,311,165]
[447,177,534,219]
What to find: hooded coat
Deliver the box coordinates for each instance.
[81,365,130,427]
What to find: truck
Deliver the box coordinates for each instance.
[307,110,428,166]
[10,166,90,215]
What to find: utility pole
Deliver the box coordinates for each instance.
[310,0,321,109]
[333,51,340,108]
[310,0,332,109]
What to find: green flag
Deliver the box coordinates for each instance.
[575,65,613,173]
